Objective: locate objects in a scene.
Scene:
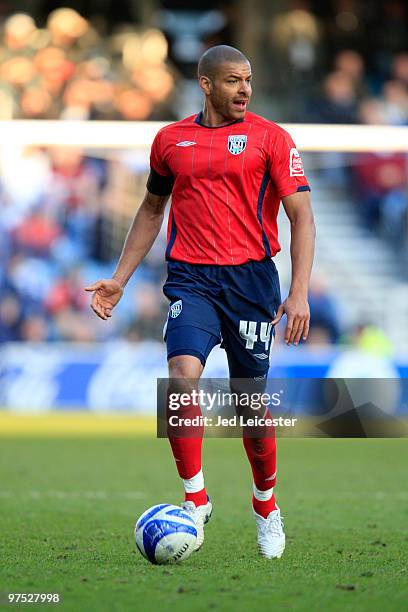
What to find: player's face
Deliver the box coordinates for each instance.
[210,62,252,120]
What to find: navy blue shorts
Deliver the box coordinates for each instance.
[162,258,281,378]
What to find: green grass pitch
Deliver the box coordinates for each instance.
[0,437,407,611]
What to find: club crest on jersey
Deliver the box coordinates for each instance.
[289,148,305,176]
[170,300,182,318]
[228,135,247,155]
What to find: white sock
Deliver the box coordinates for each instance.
[253,483,273,502]
[183,468,204,493]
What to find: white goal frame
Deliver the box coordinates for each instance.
[0,120,407,152]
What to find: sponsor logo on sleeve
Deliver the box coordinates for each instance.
[289,147,305,176]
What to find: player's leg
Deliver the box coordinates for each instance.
[166,337,217,550]
[167,353,206,507]
[163,261,221,549]
[164,316,220,510]
[224,333,285,559]
[217,258,285,558]
[227,359,278,521]
[219,258,280,516]
[242,426,277,516]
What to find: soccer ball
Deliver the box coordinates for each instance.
[134,504,197,564]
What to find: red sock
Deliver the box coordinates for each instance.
[252,493,277,518]
[243,433,277,518]
[168,438,207,506]
[167,385,206,506]
[168,436,202,479]
[185,487,208,507]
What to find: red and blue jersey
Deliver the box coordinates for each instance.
[147,111,310,266]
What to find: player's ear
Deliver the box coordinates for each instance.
[199,75,213,95]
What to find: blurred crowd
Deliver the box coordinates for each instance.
[307,50,408,126]
[1,5,407,127]
[0,8,177,121]
[307,49,408,254]
[0,145,170,343]
[268,0,408,256]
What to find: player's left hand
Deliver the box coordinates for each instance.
[271,294,310,346]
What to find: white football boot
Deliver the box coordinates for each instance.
[254,506,285,559]
[181,497,213,551]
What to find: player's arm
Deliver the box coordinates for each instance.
[272,190,316,345]
[112,189,169,288]
[85,190,170,320]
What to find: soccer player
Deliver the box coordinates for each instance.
[86,45,315,559]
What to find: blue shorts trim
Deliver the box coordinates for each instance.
[168,349,207,367]
[166,326,220,367]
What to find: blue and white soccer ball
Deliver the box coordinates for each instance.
[134,504,198,564]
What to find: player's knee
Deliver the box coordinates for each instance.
[167,356,203,417]
[168,355,203,380]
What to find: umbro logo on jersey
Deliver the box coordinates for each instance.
[254,353,269,360]
[176,141,197,147]
[228,135,247,155]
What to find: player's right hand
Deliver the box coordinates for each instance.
[84,279,124,320]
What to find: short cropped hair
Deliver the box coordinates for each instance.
[198,45,250,81]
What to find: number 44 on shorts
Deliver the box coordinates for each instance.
[239,320,273,350]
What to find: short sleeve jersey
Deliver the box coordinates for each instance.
[147,111,310,265]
